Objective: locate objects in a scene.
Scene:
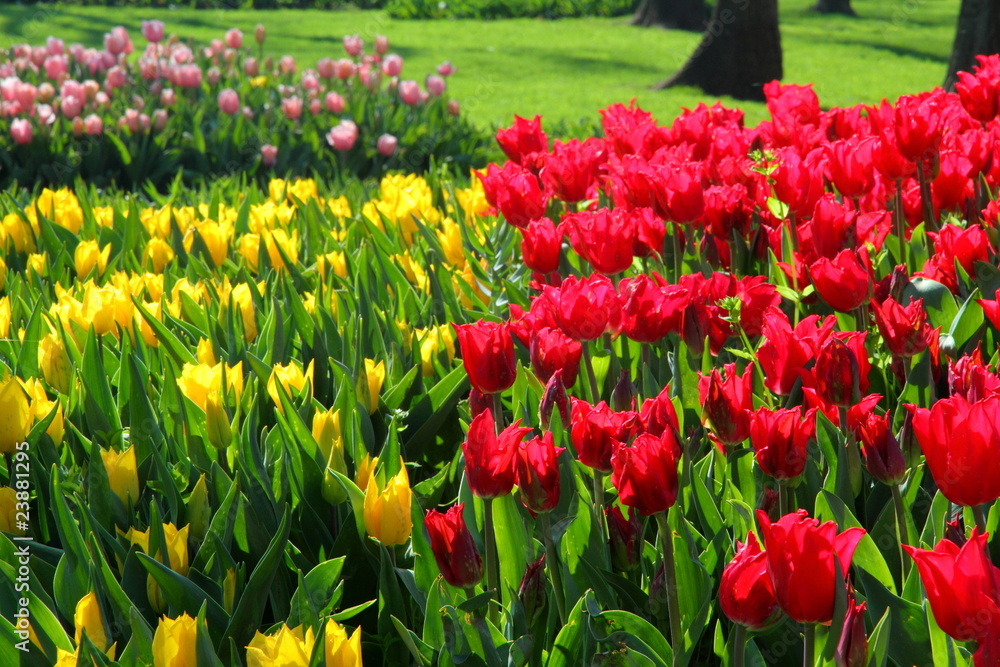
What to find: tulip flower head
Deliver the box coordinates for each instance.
[424,503,484,588]
[364,463,412,546]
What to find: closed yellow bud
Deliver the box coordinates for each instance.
[136,301,161,348]
[0,297,9,339]
[27,252,47,278]
[362,359,384,414]
[144,238,175,273]
[33,398,64,444]
[324,619,363,667]
[363,464,412,546]
[355,454,377,493]
[3,212,35,253]
[196,338,217,365]
[38,332,73,394]
[317,409,349,504]
[130,523,190,613]
[263,229,298,271]
[101,445,139,507]
[186,475,211,543]
[223,568,236,614]
[0,487,27,536]
[0,256,6,291]
[246,624,315,667]
[74,592,109,652]
[317,251,348,278]
[74,240,111,278]
[176,362,244,412]
[152,613,197,667]
[267,360,314,413]
[34,188,84,234]
[205,391,233,450]
[53,648,78,667]
[0,375,31,455]
[192,221,231,267]
[228,283,257,343]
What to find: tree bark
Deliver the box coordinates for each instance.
[656,0,782,102]
[631,0,708,31]
[944,0,1000,89]
[813,0,856,15]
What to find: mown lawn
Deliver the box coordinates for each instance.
[0,0,960,129]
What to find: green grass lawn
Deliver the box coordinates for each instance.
[1,0,960,131]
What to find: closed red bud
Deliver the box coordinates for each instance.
[853,412,906,486]
[454,320,516,394]
[719,532,781,630]
[496,115,547,170]
[538,370,570,430]
[610,432,679,516]
[606,505,642,572]
[520,217,562,274]
[518,555,547,626]
[424,504,483,589]
[468,387,492,418]
[814,337,864,408]
[834,599,868,667]
[749,406,817,481]
[515,432,565,514]
[698,363,753,449]
[529,326,582,387]
[611,370,637,412]
[638,384,680,443]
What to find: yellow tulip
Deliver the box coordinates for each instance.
[317,251,348,278]
[144,238,175,273]
[136,301,161,348]
[363,464,412,546]
[455,177,491,221]
[185,220,231,267]
[54,648,78,667]
[152,613,197,667]
[0,256,6,291]
[27,252,47,278]
[327,195,352,219]
[33,187,84,234]
[196,338,217,365]
[74,240,111,278]
[0,487,27,536]
[205,391,233,450]
[101,445,139,507]
[238,233,261,272]
[355,454,378,493]
[0,375,31,455]
[0,297,10,338]
[129,523,190,612]
[229,283,257,342]
[32,397,64,445]
[246,624,315,667]
[38,332,73,394]
[267,360,314,412]
[437,218,466,269]
[324,619,363,667]
[74,591,109,652]
[287,178,319,204]
[263,228,299,271]
[3,212,35,253]
[176,362,244,412]
[315,408,348,504]
[267,178,288,203]
[362,359,384,414]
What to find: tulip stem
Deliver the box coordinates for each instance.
[491,392,505,432]
[582,343,601,404]
[593,471,609,561]
[483,498,500,628]
[540,512,568,625]
[916,160,938,233]
[733,623,747,667]
[672,225,683,283]
[641,344,653,399]
[891,483,910,577]
[973,503,989,535]
[802,623,815,667]
[654,511,682,667]
[893,179,908,269]
[778,479,791,516]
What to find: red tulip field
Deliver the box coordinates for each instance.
[2,16,1000,667]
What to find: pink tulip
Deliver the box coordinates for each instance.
[317,58,335,79]
[177,64,202,88]
[426,74,445,96]
[160,88,177,106]
[399,80,420,105]
[261,144,278,167]
[377,133,397,156]
[309,98,321,115]
[10,118,32,144]
[106,66,127,90]
[281,95,303,120]
[209,39,225,56]
[142,20,165,43]
[60,95,82,119]
[447,99,460,115]
[37,83,55,103]
[152,109,166,131]
[437,61,454,77]
[302,73,320,91]
[381,54,403,77]
[72,116,85,136]
[36,104,55,125]
[326,119,358,151]
[84,113,103,135]
[69,43,86,62]
[206,67,221,86]
[60,79,83,101]
[31,47,47,67]
[104,26,133,56]
[94,91,109,107]
[225,28,243,49]
[44,55,67,80]
[335,58,355,80]
[279,55,296,75]
[375,35,389,55]
[46,37,65,56]
[324,91,344,113]
[139,58,160,81]
[244,57,259,77]
[343,35,363,57]
[15,82,37,109]
[255,23,266,45]
[218,88,240,115]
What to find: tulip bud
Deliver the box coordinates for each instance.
[518,555,547,626]
[223,568,236,614]
[205,391,233,450]
[611,370,637,412]
[538,369,570,430]
[38,332,72,394]
[815,338,862,408]
[425,503,484,588]
[944,516,966,547]
[152,613,197,666]
[648,562,668,621]
[74,591,109,652]
[606,505,642,572]
[0,488,27,536]
[186,474,210,543]
[316,408,349,504]
[515,432,565,514]
[101,445,139,507]
[719,532,781,630]
[468,387,493,418]
[361,358,384,414]
[855,412,907,485]
[363,463,412,546]
[255,23,266,45]
[835,599,868,667]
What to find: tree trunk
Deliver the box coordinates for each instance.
[944,0,1000,89]
[813,0,856,15]
[631,0,708,31]
[656,0,782,101]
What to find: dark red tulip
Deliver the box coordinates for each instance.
[698,363,753,449]
[529,326,582,387]
[518,555,547,626]
[904,529,1000,644]
[812,334,869,408]
[853,411,907,486]
[909,393,1000,507]
[519,217,562,274]
[947,349,1000,402]
[606,505,643,572]
[810,248,873,313]
[424,503,484,588]
[719,532,781,631]
[515,432,565,514]
[462,409,532,499]
[870,296,935,358]
[454,320,517,395]
[749,406,817,481]
[468,387,493,418]
[610,432,679,516]
[757,509,865,624]
[571,399,639,473]
[538,369,571,430]
[834,598,868,667]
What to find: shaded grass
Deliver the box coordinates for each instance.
[0,0,960,130]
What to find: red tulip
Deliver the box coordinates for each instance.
[870,297,935,358]
[719,532,781,630]
[834,599,868,667]
[758,311,836,396]
[909,393,1000,507]
[919,222,992,293]
[571,399,639,473]
[515,432,565,514]
[811,334,870,409]
[538,369,571,430]
[955,55,1000,122]
[698,363,753,449]
[562,208,636,275]
[606,505,643,572]
[757,509,865,624]
[540,137,606,203]
[519,217,562,274]
[826,136,877,199]
[610,432,680,516]
[947,349,1000,402]
[547,274,622,342]
[853,411,907,486]
[749,406,817,481]
[462,409,532,499]
[454,320,517,395]
[904,529,1000,644]
[893,93,946,162]
[424,503,484,588]
[638,385,681,448]
[496,114,547,171]
[810,248,873,313]
[977,289,1000,335]
[518,555,547,626]
[529,326,582,387]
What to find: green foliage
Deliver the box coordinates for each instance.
[386,0,635,20]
